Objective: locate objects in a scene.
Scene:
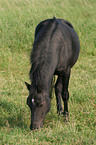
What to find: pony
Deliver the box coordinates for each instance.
[25,17,80,130]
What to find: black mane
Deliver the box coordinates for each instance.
[30,18,56,84]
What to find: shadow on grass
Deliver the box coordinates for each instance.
[0,98,29,129]
[0,96,70,130]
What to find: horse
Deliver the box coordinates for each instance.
[25,17,80,130]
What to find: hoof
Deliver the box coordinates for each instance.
[57,110,63,115]
[63,112,69,122]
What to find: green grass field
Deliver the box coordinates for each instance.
[0,0,96,144]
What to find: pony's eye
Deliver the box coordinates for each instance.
[32,98,34,103]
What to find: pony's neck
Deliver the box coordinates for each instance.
[31,67,53,93]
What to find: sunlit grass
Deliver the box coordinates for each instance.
[0,0,96,144]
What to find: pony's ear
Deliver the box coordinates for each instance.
[25,82,31,91]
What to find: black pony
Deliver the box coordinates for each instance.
[25,17,80,130]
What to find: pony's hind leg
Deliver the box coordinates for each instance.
[62,68,71,121]
[55,77,63,115]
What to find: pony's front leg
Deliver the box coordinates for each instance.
[63,92,69,122]
[55,77,63,115]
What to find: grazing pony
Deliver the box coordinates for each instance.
[25,17,80,130]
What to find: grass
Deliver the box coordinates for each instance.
[0,0,96,144]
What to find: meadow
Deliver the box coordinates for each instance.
[0,0,96,144]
